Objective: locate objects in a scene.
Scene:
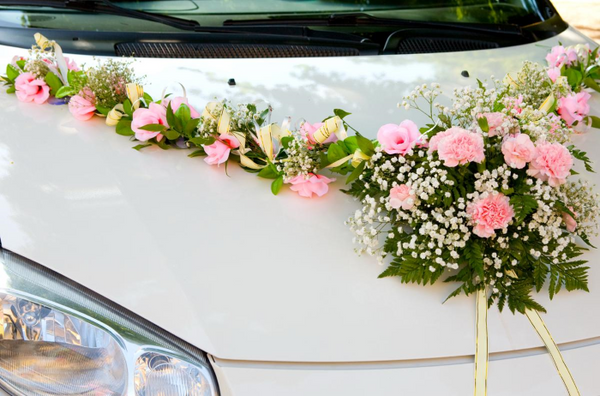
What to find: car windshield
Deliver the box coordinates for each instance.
[0,0,550,32]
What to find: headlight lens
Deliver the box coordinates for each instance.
[0,249,219,396]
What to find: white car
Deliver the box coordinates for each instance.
[0,1,599,395]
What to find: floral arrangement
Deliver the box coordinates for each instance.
[2,35,600,313]
[2,33,600,395]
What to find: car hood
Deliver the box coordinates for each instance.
[1,27,599,363]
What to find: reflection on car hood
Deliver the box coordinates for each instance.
[0,27,599,363]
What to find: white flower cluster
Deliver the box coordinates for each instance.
[276,134,318,180]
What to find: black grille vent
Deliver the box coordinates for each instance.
[115,42,360,58]
[397,37,499,54]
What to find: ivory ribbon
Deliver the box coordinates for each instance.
[34,33,69,86]
[312,116,347,144]
[473,288,580,396]
[474,288,488,396]
[525,310,580,396]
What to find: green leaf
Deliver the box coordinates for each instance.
[15,59,26,70]
[6,64,19,81]
[346,160,366,184]
[188,149,206,158]
[139,123,166,132]
[565,68,583,87]
[132,144,152,151]
[343,136,359,153]
[95,104,111,116]
[166,103,179,132]
[271,176,284,195]
[164,128,180,141]
[182,118,200,137]
[188,136,215,147]
[356,133,375,156]
[533,261,549,292]
[509,195,538,225]
[55,85,75,99]
[568,145,595,172]
[142,92,153,105]
[123,99,133,117]
[281,136,293,150]
[333,108,351,120]
[477,116,489,133]
[583,77,600,93]
[175,103,191,125]
[464,240,484,282]
[587,115,600,130]
[257,163,280,179]
[327,142,348,164]
[115,119,135,136]
[6,86,15,94]
[44,72,63,96]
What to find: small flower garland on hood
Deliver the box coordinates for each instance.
[2,34,600,395]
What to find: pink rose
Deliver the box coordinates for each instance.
[377,120,422,155]
[467,193,514,238]
[546,45,577,68]
[389,184,416,210]
[432,127,485,167]
[68,88,96,121]
[562,207,577,232]
[14,72,50,104]
[557,91,591,126]
[203,134,240,165]
[301,122,336,144]
[64,56,80,71]
[287,173,334,198]
[131,103,169,141]
[164,96,200,119]
[547,67,561,83]
[501,134,536,169]
[477,112,508,137]
[527,142,573,187]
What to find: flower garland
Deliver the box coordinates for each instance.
[2,34,600,395]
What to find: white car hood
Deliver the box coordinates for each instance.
[0,27,599,363]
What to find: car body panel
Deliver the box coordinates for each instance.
[0,27,598,363]
[211,342,600,395]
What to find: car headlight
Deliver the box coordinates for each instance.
[0,248,219,396]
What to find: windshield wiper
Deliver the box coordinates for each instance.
[0,0,203,31]
[224,13,526,38]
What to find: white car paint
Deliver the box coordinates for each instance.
[0,26,599,394]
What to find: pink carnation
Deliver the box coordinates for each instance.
[68,88,96,121]
[546,45,577,68]
[477,112,509,137]
[431,127,485,167]
[131,103,169,141]
[389,184,416,210]
[467,193,514,238]
[563,207,577,233]
[501,134,536,169]
[164,96,200,119]
[14,72,50,104]
[527,142,573,187]
[377,120,422,155]
[203,134,240,165]
[301,122,336,145]
[558,91,591,126]
[287,173,334,198]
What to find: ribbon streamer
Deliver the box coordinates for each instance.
[473,286,580,396]
[525,309,580,396]
[474,288,488,396]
